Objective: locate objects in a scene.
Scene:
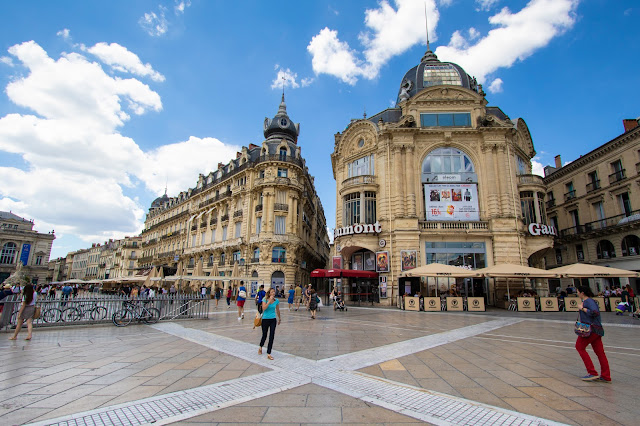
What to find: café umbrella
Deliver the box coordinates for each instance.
[550,263,640,278]
[400,263,479,296]
[475,264,559,301]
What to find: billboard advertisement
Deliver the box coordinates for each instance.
[20,243,31,266]
[424,183,479,221]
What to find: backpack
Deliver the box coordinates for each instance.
[238,289,247,299]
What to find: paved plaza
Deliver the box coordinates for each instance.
[1,304,639,425]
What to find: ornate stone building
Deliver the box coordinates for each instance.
[140,97,330,291]
[331,47,553,305]
[544,118,640,293]
[0,211,55,285]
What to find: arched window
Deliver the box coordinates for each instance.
[0,242,17,265]
[621,235,640,257]
[422,148,474,174]
[219,252,226,265]
[272,246,286,263]
[252,248,260,262]
[596,240,616,259]
[279,147,287,160]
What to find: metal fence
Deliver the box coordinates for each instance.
[0,294,209,329]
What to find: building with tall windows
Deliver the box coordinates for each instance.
[1,211,55,285]
[331,47,554,306]
[140,96,330,290]
[543,118,640,293]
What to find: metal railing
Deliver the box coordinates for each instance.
[0,293,209,329]
[563,190,576,202]
[516,174,544,186]
[586,180,600,193]
[609,169,626,184]
[546,199,556,209]
[419,221,489,231]
[559,208,640,238]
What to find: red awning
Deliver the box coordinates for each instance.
[311,269,378,279]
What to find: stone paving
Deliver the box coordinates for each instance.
[0,303,638,425]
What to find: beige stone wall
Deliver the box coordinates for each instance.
[332,86,553,305]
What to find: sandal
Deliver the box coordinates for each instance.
[258,348,262,355]
[267,354,274,360]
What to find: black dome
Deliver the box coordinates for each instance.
[396,49,481,105]
[263,94,300,143]
[151,193,169,209]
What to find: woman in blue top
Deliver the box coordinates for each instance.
[575,286,611,382]
[258,288,281,360]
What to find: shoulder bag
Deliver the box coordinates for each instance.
[253,312,262,329]
[574,312,591,338]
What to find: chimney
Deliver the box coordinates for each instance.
[623,119,639,132]
[218,162,224,169]
[554,155,562,169]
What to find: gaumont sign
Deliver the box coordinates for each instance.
[528,223,557,237]
[334,222,382,239]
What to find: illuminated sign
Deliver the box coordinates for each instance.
[528,223,557,237]
[334,221,382,239]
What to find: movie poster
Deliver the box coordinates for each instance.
[332,256,342,269]
[353,253,363,270]
[376,251,389,272]
[401,250,417,271]
[424,183,479,221]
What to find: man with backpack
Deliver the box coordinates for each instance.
[256,285,266,314]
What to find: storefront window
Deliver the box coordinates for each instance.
[424,242,486,269]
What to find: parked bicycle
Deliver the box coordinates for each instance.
[112,300,160,327]
[61,302,108,322]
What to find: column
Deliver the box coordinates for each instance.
[394,146,405,217]
[292,196,299,235]
[287,194,294,233]
[405,146,416,217]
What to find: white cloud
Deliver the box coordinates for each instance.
[439,0,453,6]
[270,67,301,90]
[0,56,13,67]
[531,159,544,176]
[301,77,314,87]
[436,0,579,82]
[0,40,238,248]
[328,6,340,16]
[308,0,440,85]
[56,28,71,40]
[88,42,165,82]
[468,27,480,40]
[139,8,169,37]
[488,77,503,93]
[175,0,191,15]
[475,0,499,12]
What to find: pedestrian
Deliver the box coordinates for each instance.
[258,288,281,360]
[1,284,13,300]
[287,285,295,310]
[616,286,631,315]
[294,283,302,311]
[309,288,318,319]
[9,284,37,341]
[48,285,56,299]
[72,284,79,298]
[303,284,311,309]
[214,286,221,308]
[226,286,232,308]
[627,284,636,311]
[575,285,611,382]
[200,285,207,299]
[237,281,247,320]
[256,285,266,314]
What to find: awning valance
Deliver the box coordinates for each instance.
[311,269,378,279]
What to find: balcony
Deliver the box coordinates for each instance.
[218,260,226,266]
[128,254,137,260]
[419,221,490,232]
[517,174,545,190]
[200,222,207,228]
[233,210,243,218]
[558,208,640,240]
[210,218,217,226]
[563,190,576,202]
[586,180,600,193]
[274,203,289,211]
[609,169,626,184]
[272,257,286,264]
[207,261,213,267]
[255,154,304,168]
[191,225,197,231]
[250,257,260,263]
[255,204,263,212]
[220,214,229,222]
[161,230,181,240]
[546,199,556,209]
[341,175,378,192]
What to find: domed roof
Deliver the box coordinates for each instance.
[151,192,169,209]
[396,48,482,105]
[263,94,300,144]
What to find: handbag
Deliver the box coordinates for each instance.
[33,306,41,319]
[253,313,262,329]
[574,313,591,338]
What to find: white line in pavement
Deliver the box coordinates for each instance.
[482,333,640,351]
[474,336,640,357]
[27,319,565,426]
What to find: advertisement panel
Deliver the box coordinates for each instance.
[593,297,605,312]
[446,297,464,311]
[517,297,536,312]
[565,296,580,311]
[379,276,387,298]
[424,183,479,221]
[400,250,417,271]
[423,297,440,311]
[376,251,389,273]
[19,243,31,266]
[467,297,485,312]
[332,256,342,269]
[540,297,559,312]
[405,296,420,311]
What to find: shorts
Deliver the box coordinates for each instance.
[237,300,245,307]
[288,297,294,304]
[21,305,36,320]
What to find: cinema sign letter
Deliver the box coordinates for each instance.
[334,221,382,239]
[527,223,557,237]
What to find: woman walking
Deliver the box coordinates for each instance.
[9,284,37,341]
[258,288,281,360]
[309,288,318,319]
[575,285,611,382]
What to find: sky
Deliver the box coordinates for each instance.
[0,0,638,260]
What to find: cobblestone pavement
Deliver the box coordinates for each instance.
[0,304,638,425]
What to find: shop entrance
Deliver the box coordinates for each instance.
[271,271,284,295]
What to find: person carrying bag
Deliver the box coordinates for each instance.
[575,285,611,382]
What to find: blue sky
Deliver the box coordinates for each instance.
[0,0,638,259]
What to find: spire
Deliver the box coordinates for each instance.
[278,92,287,115]
[421,4,438,63]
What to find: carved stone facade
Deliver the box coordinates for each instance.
[140,97,330,290]
[331,48,553,305]
[544,119,640,293]
[0,211,55,285]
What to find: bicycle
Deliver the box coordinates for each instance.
[61,302,108,322]
[112,300,160,327]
